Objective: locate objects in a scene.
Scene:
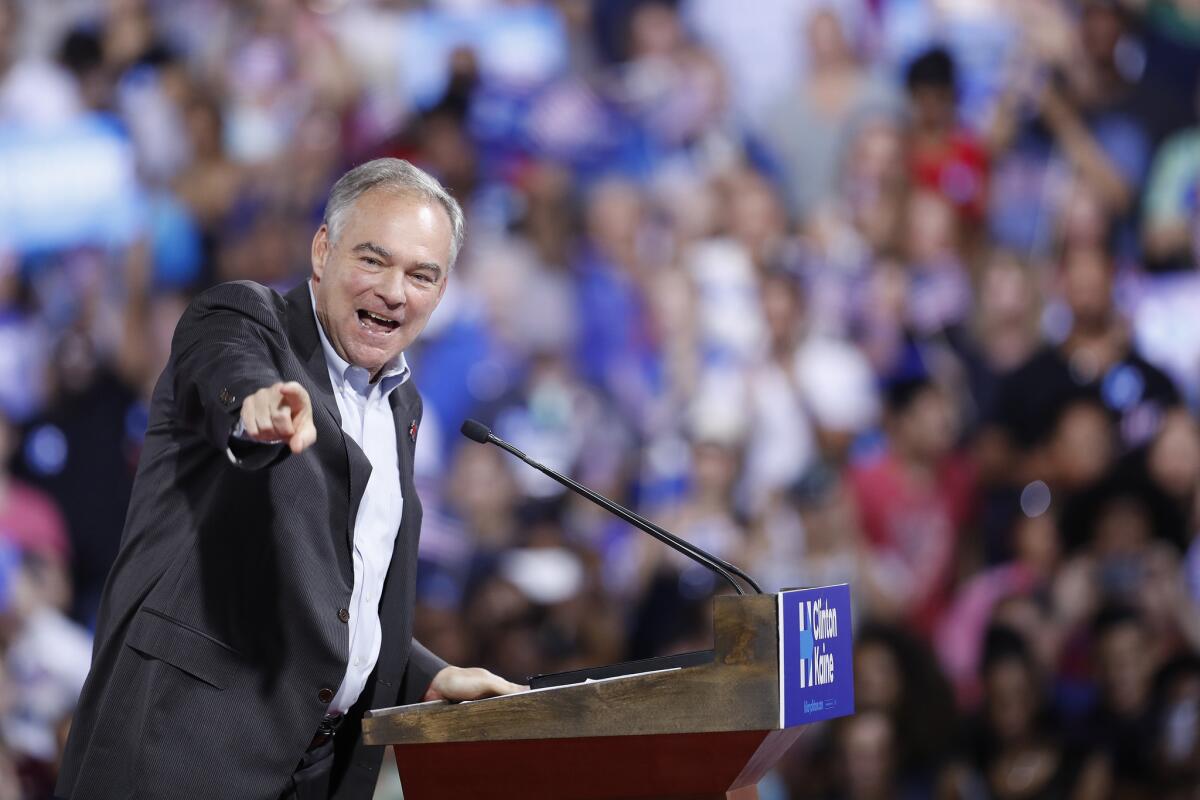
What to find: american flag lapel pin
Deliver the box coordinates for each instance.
[409,419,418,443]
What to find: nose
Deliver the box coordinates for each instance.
[377,270,407,309]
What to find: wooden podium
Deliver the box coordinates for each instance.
[363,590,853,799]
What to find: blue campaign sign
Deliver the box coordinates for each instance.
[779,584,854,728]
[0,115,144,254]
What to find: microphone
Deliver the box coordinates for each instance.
[459,419,762,595]
[461,419,492,444]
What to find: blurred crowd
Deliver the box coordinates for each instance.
[3,0,1200,797]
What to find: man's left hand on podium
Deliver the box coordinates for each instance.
[423,666,527,703]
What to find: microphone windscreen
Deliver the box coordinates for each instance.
[460,419,492,444]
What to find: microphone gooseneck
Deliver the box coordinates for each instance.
[459,419,763,595]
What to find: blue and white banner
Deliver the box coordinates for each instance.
[779,584,854,728]
[0,116,145,254]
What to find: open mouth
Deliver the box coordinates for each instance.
[357,309,400,333]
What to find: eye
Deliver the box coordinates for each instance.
[361,257,382,266]
[413,272,436,284]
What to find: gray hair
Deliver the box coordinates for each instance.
[322,158,466,268]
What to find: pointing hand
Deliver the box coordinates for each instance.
[240,381,317,454]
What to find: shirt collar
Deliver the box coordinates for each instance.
[308,281,410,398]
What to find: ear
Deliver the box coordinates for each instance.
[311,225,330,283]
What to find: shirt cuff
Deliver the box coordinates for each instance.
[225,419,285,465]
[225,419,247,464]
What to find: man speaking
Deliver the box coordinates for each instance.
[57,159,522,799]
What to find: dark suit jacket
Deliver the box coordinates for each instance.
[57,281,446,800]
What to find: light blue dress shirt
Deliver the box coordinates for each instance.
[309,285,410,714]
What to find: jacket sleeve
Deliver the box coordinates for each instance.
[397,639,449,705]
[170,281,290,469]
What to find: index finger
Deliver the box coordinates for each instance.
[277,381,311,413]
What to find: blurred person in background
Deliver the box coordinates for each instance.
[1149,653,1200,797]
[739,265,880,473]
[1072,605,1166,798]
[937,506,1064,708]
[1144,411,1200,652]
[0,412,69,573]
[572,178,666,433]
[956,250,1044,434]
[904,46,989,234]
[965,625,1088,799]
[2,547,91,800]
[1147,408,1200,524]
[173,89,246,277]
[484,349,634,536]
[987,0,1148,259]
[0,640,23,800]
[739,269,819,509]
[682,166,780,378]
[214,0,356,170]
[1055,0,1152,239]
[10,232,173,629]
[462,508,624,680]
[15,320,143,629]
[733,260,873,565]
[462,162,578,359]
[979,246,1180,493]
[0,410,89,799]
[762,5,900,223]
[843,187,972,392]
[783,622,959,799]
[896,188,973,348]
[848,376,977,636]
[716,165,791,276]
[682,0,826,128]
[1142,79,1200,270]
[1044,395,1119,496]
[1124,0,1200,144]
[825,710,906,800]
[440,424,525,585]
[0,249,47,427]
[1054,468,1191,659]
[803,112,908,350]
[749,463,887,619]
[629,431,748,660]
[615,0,728,161]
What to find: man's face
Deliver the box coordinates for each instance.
[311,189,452,378]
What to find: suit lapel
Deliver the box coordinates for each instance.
[284,284,373,556]
[284,283,341,428]
[389,382,419,519]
